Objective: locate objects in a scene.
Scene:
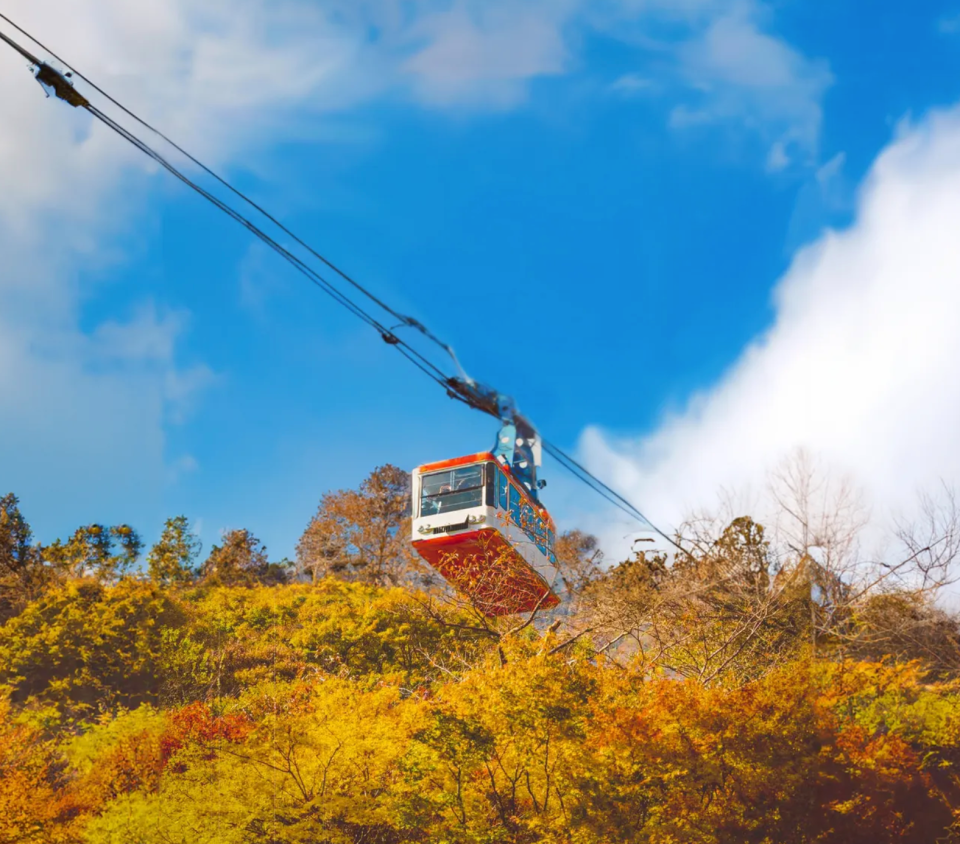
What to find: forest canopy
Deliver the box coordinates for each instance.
[3,457,960,843]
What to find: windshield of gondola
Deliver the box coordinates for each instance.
[420,464,485,516]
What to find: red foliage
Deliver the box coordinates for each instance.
[87,703,253,799]
[159,703,253,767]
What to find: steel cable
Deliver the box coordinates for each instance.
[0,17,689,553]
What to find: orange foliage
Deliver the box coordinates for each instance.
[76,702,253,805]
[0,699,85,843]
[579,658,957,843]
[4,581,960,843]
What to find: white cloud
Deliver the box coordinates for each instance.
[782,151,849,253]
[611,72,657,95]
[766,139,790,171]
[582,105,960,558]
[401,1,575,107]
[89,302,215,423]
[0,0,374,536]
[91,303,186,365]
[939,13,960,34]
[816,150,846,186]
[166,454,200,485]
[670,3,832,167]
[388,0,831,159]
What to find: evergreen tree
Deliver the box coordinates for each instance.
[0,493,43,621]
[147,516,201,586]
[42,524,142,584]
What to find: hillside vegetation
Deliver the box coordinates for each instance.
[4,459,960,843]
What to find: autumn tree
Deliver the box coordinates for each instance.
[573,453,960,683]
[9,455,960,843]
[840,589,960,675]
[0,493,45,622]
[766,451,960,659]
[147,516,201,586]
[767,447,869,574]
[0,696,86,842]
[0,579,184,718]
[582,517,811,682]
[296,464,429,587]
[200,529,287,587]
[42,524,142,584]
[556,529,604,598]
[76,645,960,844]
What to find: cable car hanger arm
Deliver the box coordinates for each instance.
[444,377,543,500]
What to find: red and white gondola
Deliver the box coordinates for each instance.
[411,449,561,617]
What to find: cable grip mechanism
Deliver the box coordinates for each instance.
[35,63,89,108]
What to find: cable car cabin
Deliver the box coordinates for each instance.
[411,453,561,617]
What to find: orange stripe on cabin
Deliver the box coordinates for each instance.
[416,452,497,473]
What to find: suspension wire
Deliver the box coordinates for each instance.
[542,444,652,525]
[87,103,453,389]
[0,9,460,364]
[88,106,385,333]
[0,18,688,552]
[541,441,649,525]
[542,440,688,556]
[0,15,480,397]
[0,20,40,65]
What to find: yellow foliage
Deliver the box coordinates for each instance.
[4,582,960,842]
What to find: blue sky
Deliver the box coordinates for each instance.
[3,0,960,562]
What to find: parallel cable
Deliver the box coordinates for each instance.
[88,106,386,333]
[543,440,688,555]
[0,9,458,363]
[86,103,453,389]
[0,20,40,64]
[0,16,492,395]
[0,18,688,553]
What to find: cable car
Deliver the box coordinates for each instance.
[411,417,562,617]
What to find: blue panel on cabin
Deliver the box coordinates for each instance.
[534,517,547,553]
[520,503,536,542]
[509,485,522,528]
